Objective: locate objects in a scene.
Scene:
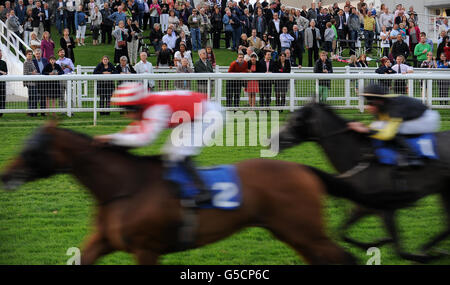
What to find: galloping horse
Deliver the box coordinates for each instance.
[272,103,450,262]
[0,123,356,265]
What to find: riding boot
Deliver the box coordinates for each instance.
[181,157,212,207]
[393,136,423,167]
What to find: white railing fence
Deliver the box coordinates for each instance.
[0,72,449,124]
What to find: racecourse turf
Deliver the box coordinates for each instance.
[0,110,450,265]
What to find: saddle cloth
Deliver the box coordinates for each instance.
[372,134,439,165]
[165,164,242,210]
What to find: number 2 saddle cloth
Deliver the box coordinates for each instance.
[372,134,439,165]
[165,164,243,210]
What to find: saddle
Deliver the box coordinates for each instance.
[372,133,439,166]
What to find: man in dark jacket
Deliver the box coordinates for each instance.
[101,3,114,44]
[194,49,213,94]
[290,24,304,66]
[258,50,277,106]
[391,34,410,61]
[314,51,333,103]
[32,1,45,39]
[32,48,49,115]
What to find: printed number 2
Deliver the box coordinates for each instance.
[417,139,435,157]
[212,182,239,208]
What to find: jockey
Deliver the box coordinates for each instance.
[347,84,441,166]
[94,82,223,206]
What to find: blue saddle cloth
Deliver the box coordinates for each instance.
[372,134,439,165]
[165,164,242,210]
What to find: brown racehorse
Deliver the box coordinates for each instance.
[1,124,356,265]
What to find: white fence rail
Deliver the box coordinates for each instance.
[0,72,449,123]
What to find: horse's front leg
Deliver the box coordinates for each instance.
[382,210,442,263]
[134,250,159,265]
[81,232,114,265]
[341,206,393,249]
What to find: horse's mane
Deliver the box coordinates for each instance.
[53,127,163,163]
[310,103,350,125]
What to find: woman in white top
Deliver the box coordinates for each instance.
[177,18,190,37]
[29,32,41,51]
[173,42,193,68]
[379,25,390,57]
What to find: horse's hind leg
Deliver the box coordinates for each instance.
[81,232,114,265]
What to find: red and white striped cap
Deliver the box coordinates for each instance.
[111,82,147,106]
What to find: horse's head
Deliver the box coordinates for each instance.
[271,103,349,151]
[1,122,67,191]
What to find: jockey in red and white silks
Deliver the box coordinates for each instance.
[95,82,223,206]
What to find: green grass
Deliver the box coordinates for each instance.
[1,111,450,265]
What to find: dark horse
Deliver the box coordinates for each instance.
[272,103,450,262]
[0,123,356,265]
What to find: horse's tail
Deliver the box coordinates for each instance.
[304,165,362,202]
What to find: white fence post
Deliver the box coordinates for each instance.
[93,80,97,126]
[289,71,295,112]
[315,79,319,103]
[345,66,351,107]
[408,79,414,98]
[66,80,72,117]
[427,79,433,108]
[358,78,365,113]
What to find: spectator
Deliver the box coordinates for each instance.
[379,7,393,31]
[358,54,369,67]
[194,48,213,94]
[167,9,179,29]
[188,8,202,52]
[160,0,170,32]
[23,49,39,117]
[414,34,432,67]
[6,10,21,46]
[42,2,52,33]
[56,48,75,74]
[290,25,304,67]
[223,8,233,50]
[226,52,247,107]
[42,56,64,110]
[238,33,249,55]
[436,52,450,104]
[175,30,192,51]
[174,42,193,68]
[177,19,190,37]
[279,26,294,53]
[30,32,41,51]
[252,7,267,38]
[149,0,161,28]
[93,55,118,115]
[173,57,193,90]
[116,55,137,74]
[391,34,409,62]
[274,52,291,106]
[230,8,243,52]
[391,55,413,94]
[127,18,142,66]
[268,12,282,53]
[91,6,102,46]
[32,1,45,40]
[210,6,222,49]
[157,42,173,67]
[101,3,114,45]
[323,22,334,55]
[23,8,33,46]
[109,5,127,28]
[149,23,163,52]
[305,19,321,67]
[248,29,263,51]
[257,50,276,107]
[246,53,259,107]
[135,51,155,90]
[375,56,396,91]
[199,8,211,49]
[66,0,76,34]
[206,46,216,68]
[348,7,360,55]
[162,26,177,53]
[421,32,434,53]
[54,0,67,36]
[112,20,129,64]
[348,54,360,67]
[75,5,87,46]
[420,52,437,69]
[437,36,449,62]
[363,10,375,53]
[40,31,54,61]
[0,49,7,117]
[15,0,26,26]
[58,28,76,65]
[314,51,333,103]
[380,26,390,57]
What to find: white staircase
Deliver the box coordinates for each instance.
[0,20,31,99]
